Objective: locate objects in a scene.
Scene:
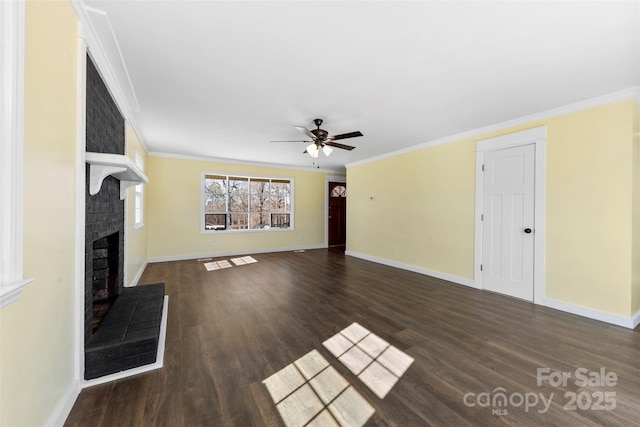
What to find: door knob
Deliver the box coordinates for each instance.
[524,228,532,234]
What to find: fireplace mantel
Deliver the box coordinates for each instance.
[86,152,148,200]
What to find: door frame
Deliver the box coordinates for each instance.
[474,126,547,303]
[325,175,346,247]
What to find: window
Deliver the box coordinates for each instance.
[133,150,143,228]
[202,173,293,232]
[330,185,346,198]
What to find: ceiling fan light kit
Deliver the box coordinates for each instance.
[271,118,363,161]
[307,143,319,158]
[322,145,333,156]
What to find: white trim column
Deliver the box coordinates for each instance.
[0,0,33,308]
[74,26,88,384]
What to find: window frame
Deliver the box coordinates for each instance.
[200,172,294,234]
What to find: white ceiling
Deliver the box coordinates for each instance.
[79,0,639,172]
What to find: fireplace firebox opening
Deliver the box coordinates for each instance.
[91,232,120,333]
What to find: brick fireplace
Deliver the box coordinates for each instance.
[84,55,164,381]
[84,54,125,343]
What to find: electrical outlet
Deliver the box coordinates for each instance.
[208,240,213,247]
[299,234,304,241]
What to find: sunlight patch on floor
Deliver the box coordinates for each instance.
[204,260,232,271]
[231,255,258,266]
[263,350,374,427]
[323,322,414,399]
[203,256,257,271]
[262,323,414,426]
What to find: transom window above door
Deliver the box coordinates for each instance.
[330,185,346,198]
[201,173,293,233]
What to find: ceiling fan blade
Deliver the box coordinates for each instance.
[329,131,363,141]
[294,126,317,140]
[325,141,356,151]
[270,140,310,143]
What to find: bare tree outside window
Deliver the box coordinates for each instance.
[204,175,228,230]
[250,178,270,229]
[270,179,291,228]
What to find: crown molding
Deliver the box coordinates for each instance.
[346,86,640,169]
[148,151,345,174]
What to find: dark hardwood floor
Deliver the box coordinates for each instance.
[65,249,640,426]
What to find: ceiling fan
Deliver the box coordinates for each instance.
[271,118,363,158]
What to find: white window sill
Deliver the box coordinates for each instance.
[0,278,34,309]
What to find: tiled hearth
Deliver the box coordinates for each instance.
[85,283,165,380]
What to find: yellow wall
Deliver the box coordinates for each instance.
[125,123,148,286]
[347,139,476,279]
[632,100,640,315]
[147,156,333,260]
[546,101,633,316]
[347,100,636,318]
[0,1,79,425]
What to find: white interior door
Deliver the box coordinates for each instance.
[482,144,535,301]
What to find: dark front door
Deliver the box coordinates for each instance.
[328,182,347,247]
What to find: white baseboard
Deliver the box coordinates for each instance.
[148,244,327,263]
[48,378,81,427]
[82,296,169,388]
[126,260,148,287]
[632,309,640,329]
[345,250,477,289]
[540,297,638,329]
[345,251,639,330]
